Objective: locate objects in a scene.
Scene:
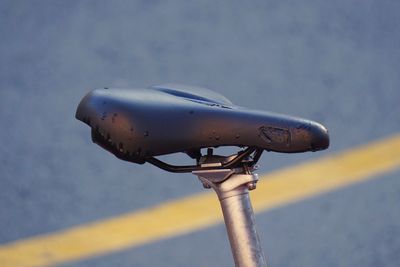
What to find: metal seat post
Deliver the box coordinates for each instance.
[193,166,267,267]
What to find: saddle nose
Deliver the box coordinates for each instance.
[309,122,329,151]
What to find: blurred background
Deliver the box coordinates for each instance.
[1,1,400,266]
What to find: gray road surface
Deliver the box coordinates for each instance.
[1,1,399,266]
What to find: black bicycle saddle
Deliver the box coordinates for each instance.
[76,84,329,172]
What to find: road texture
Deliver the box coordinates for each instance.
[1,1,399,266]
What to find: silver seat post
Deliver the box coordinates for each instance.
[193,167,267,267]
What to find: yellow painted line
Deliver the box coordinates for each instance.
[1,134,400,267]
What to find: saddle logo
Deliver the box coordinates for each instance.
[259,126,291,146]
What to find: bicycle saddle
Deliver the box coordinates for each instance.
[76,84,329,172]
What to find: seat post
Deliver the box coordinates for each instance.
[193,168,267,267]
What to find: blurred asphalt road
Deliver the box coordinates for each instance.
[1,1,400,266]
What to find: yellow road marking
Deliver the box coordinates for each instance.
[1,134,400,267]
